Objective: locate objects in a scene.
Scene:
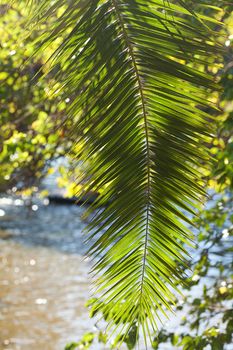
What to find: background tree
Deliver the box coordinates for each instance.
[0,3,73,194]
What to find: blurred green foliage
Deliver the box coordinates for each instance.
[0,3,72,193]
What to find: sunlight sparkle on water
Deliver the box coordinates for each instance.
[14,199,23,206]
[35,298,47,305]
[0,197,13,205]
[0,209,5,216]
[29,259,36,266]
[43,198,49,206]
[32,205,38,211]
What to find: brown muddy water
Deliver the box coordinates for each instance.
[0,240,91,350]
[0,196,101,350]
[0,194,195,350]
[1,194,222,350]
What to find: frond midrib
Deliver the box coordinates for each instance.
[111,0,151,307]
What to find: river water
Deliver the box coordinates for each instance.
[0,193,230,350]
[0,195,101,350]
[0,194,176,350]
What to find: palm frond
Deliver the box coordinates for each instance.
[26,0,222,343]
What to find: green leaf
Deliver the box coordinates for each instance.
[25,0,223,345]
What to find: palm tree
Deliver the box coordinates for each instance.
[25,0,222,345]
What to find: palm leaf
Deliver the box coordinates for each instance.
[25,0,222,344]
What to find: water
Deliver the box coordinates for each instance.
[0,195,100,350]
[0,196,88,254]
[0,194,174,350]
[0,193,231,350]
[0,194,188,350]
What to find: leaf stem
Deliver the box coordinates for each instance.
[111,0,151,306]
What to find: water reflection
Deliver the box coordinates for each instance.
[0,196,88,254]
[0,196,97,350]
[0,240,93,350]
